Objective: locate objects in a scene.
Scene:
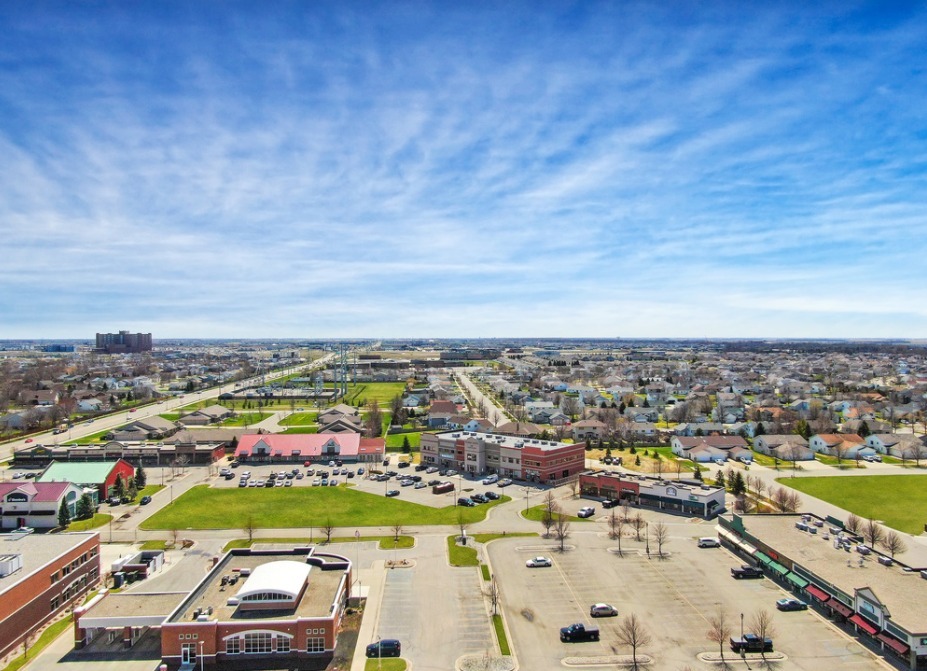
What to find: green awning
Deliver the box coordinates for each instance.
[785,572,809,588]
[769,561,789,575]
[754,552,772,565]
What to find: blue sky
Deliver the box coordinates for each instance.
[2,2,926,339]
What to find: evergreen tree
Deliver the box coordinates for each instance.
[402,436,411,454]
[755,422,765,436]
[629,446,637,454]
[693,464,702,481]
[634,455,641,466]
[730,471,746,496]
[795,419,811,440]
[76,494,94,520]
[618,402,626,414]
[135,465,147,488]
[127,480,138,501]
[57,499,71,528]
[113,476,125,499]
[643,398,650,408]
[858,420,871,438]
[715,470,727,490]
[695,427,704,437]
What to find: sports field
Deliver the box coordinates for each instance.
[778,474,927,534]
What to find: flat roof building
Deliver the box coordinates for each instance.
[76,545,352,671]
[720,513,927,669]
[0,531,100,660]
[579,470,726,519]
[420,430,586,483]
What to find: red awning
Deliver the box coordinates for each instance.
[805,585,830,602]
[850,614,878,636]
[830,601,853,618]
[876,633,910,656]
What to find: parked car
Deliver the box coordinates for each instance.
[357,467,365,474]
[730,634,773,653]
[414,481,427,489]
[471,493,487,503]
[484,491,500,500]
[139,496,152,505]
[577,506,596,518]
[312,478,321,486]
[559,623,599,642]
[601,499,619,508]
[365,639,401,658]
[589,603,618,617]
[526,556,552,568]
[776,598,808,611]
[697,537,721,548]
[400,479,415,487]
[385,490,400,497]
[731,565,764,579]
[863,454,882,462]
[482,474,499,485]
[498,478,513,487]
[457,497,475,507]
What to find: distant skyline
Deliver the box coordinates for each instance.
[2,2,927,339]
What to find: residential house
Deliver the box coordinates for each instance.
[809,434,871,459]
[866,434,927,459]
[111,416,180,441]
[625,407,659,423]
[76,399,103,413]
[495,421,541,438]
[572,419,606,441]
[19,390,60,406]
[178,404,234,426]
[671,435,750,462]
[753,434,813,461]
[463,418,495,432]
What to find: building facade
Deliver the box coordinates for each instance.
[0,481,89,530]
[95,331,152,354]
[0,531,100,660]
[579,471,726,519]
[419,431,585,482]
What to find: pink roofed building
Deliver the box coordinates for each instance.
[234,434,385,464]
[0,481,87,530]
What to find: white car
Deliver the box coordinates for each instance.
[577,506,596,518]
[863,454,882,462]
[498,478,513,487]
[526,556,552,568]
[590,603,618,617]
[482,474,499,485]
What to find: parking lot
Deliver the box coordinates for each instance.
[210,461,533,508]
[486,513,889,671]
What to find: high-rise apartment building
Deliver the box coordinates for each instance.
[94,330,152,353]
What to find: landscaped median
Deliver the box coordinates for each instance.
[140,485,511,529]
[222,536,416,552]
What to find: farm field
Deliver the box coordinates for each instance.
[780,474,927,534]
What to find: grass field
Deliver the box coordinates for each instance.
[385,432,424,449]
[492,614,511,655]
[68,513,112,531]
[141,485,511,530]
[222,536,415,552]
[281,427,319,434]
[220,412,271,427]
[447,535,479,566]
[778,475,927,534]
[522,505,589,523]
[364,659,406,671]
[342,382,407,407]
[279,412,319,426]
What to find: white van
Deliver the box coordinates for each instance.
[697,537,721,548]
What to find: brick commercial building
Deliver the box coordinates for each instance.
[38,459,137,501]
[420,431,586,483]
[0,531,100,660]
[74,545,352,671]
[234,434,385,464]
[578,471,726,519]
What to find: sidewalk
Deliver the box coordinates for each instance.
[350,560,387,671]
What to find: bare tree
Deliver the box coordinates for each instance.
[784,490,802,513]
[243,515,255,544]
[391,522,404,543]
[706,606,732,662]
[651,521,670,558]
[749,609,776,659]
[541,491,559,538]
[615,613,652,670]
[845,513,862,536]
[651,455,665,480]
[833,442,852,465]
[863,518,885,548]
[568,476,580,498]
[770,486,790,512]
[880,530,907,559]
[608,507,628,552]
[553,513,571,552]
[320,517,335,543]
[457,508,469,543]
[632,512,646,541]
[752,477,767,505]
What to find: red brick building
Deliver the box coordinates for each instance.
[420,431,586,483]
[0,531,100,659]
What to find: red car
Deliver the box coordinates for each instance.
[24,439,33,443]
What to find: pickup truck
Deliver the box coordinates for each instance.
[560,623,600,642]
[730,634,773,653]
[731,564,764,579]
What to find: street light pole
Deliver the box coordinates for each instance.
[199,640,204,671]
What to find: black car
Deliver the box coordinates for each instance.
[484,491,500,500]
[385,490,400,497]
[366,639,401,658]
[471,493,487,503]
[139,496,152,505]
[457,497,475,507]
[427,479,441,486]
[602,499,620,508]
[415,464,427,471]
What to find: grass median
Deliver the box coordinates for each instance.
[141,485,510,530]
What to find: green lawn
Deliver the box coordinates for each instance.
[281,427,319,434]
[813,454,866,469]
[492,614,511,655]
[342,382,407,407]
[141,486,511,530]
[68,513,112,531]
[364,659,406,671]
[447,536,479,566]
[3,614,73,671]
[220,412,271,427]
[778,475,927,534]
[385,432,424,449]
[279,412,319,426]
[140,540,169,551]
[522,505,589,523]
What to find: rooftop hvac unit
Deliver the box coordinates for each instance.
[0,554,23,578]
